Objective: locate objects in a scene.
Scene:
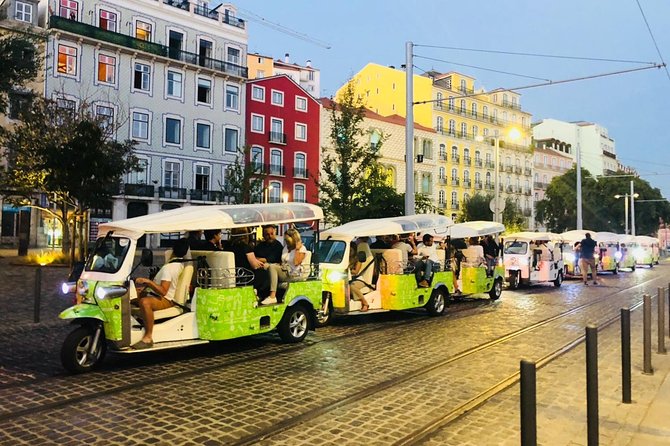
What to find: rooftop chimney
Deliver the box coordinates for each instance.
[284,53,290,63]
[306,59,312,67]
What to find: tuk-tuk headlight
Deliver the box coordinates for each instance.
[564,253,575,263]
[61,282,76,295]
[325,270,347,283]
[614,251,623,261]
[95,285,128,300]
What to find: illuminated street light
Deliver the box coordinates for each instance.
[614,192,639,235]
[282,192,289,203]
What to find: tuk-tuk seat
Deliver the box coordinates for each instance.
[191,250,236,289]
[154,263,194,321]
[462,245,484,266]
[294,251,312,281]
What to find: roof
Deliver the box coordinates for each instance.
[246,74,320,104]
[505,231,563,241]
[561,230,596,243]
[319,98,435,133]
[99,203,324,240]
[448,221,505,238]
[594,231,620,243]
[322,214,453,239]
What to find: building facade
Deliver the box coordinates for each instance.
[43,0,248,247]
[245,75,320,204]
[247,52,320,98]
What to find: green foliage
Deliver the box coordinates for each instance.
[502,196,527,229]
[0,33,41,114]
[458,193,493,222]
[319,81,390,225]
[220,145,265,204]
[414,193,437,214]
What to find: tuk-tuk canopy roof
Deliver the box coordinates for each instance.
[595,231,620,243]
[618,234,638,245]
[505,231,563,242]
[448,221,505,239]
[561,230,596,243]
[635,235,659,245]
[99,203,323,240]
[322,214,453,239]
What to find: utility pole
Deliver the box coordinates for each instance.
[405,41,415,216]
[576,138,583,230]
[630,180,636,236]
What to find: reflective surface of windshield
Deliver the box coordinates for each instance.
[317,240,346,264]
[504,241,528,255]
[86,237,131,273]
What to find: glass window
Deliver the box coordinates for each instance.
[270,119,284,143]
[165,118,181,144]
[295,153,306,177]
[196,123,211,149]
[133,63,151,91]
[135,21,152,41]
[86,237,130,273]
[224,128,238,152]
[197,78,211,104]
[252,85,264,101]
[251,114,264,133]
[227,46,240,65]
[166,71,182,98]
[271,90,284,106]
[97,54,116,84]
[195,165,210,191]
[59,0,78,20]
[436,116,443,132]
[225,84,239,110]
[294,184,306,203]
[99,10,117,31]
[128,158,148,184]
[15,1,33,22]
[296,96,307,111]
[131,111,149,140]
[269,181,281,203]
[295,123,307,141]
[317,239,346,264]
[56,97,76,112]
[57,44,77,75]
[270,149,282,175]
[96,105,114,130]
[251,146,263,170]
[164,161,180,188]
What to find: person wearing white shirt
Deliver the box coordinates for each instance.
[415,234,441,287]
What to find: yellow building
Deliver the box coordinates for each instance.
[246,52,275,79]
[342,64,535,224]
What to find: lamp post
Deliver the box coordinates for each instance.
[282,192,289,203]
[614,192,639,234]
[479,128,521,223]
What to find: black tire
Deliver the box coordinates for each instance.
[649,262,653,269]
[60,326,106,374]
[508,272,520,290]
[489,278,503,300]
[553,270,563,287]
[278,304,310,343]
[426,289,446,316]
[613,265,618,275]
[631,264,636,272]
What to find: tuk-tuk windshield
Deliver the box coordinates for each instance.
[317,239,347,264]
[86,236,131,273]
[504,241,528,255]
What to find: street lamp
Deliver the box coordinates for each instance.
[282,192,289,203]
[614,192,639,234]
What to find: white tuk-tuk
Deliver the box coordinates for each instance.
[561,229,594,278]
[594,231,621,274]
[634,235,660,267]
[617,234,637,271]
[503,232,564,289]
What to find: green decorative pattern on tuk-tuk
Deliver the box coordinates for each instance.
[195,280,322,340]
[58,280,125,341]
[600,255,617,271]
[379,270,454,310]
[322,269,347,309]
[620,252,635,268]
[460,265,503,295]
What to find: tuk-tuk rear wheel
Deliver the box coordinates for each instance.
[489,279,503,300]
[508,272,520,290]
[278,305,310,343]
[61,326,106,374]
[426,289,446,316]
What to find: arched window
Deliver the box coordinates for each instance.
[439,166,445,179]
[472,125,478,137]
[451,168,458,180]
[475,172,481,183]
[436,116,444,132]
[464,169,470,181]
[293,184,306,202]
[486,171,492,185]
[436,92,443,109]
[294,153,306,178]
[439,144,446,159]
[451,191,458,204]
[482,105,489,117]
[460,122,467,137]
[448,119,455,135]
[451,145,458,157]
[438,190,445,204]
[459,99,466,113]
[471,102,477,117]
[448,97,454,111]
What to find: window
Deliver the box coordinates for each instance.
[251,146,263,171]
[296,96,307,111]
[438,167,445,180]
[15,1,33,22]
[448,119,455,135]
[439,144,446,159]
[131,111,149,140]
[224,128,238,152]
[8,91,31,120]
[57,44,77,75]
[295,123,307,141]
[56,97,76,113]
[471,103,477,117]
[197,78,211,104]
[165,117,181,145]
[166,71,182,98]
[251,85,265,101]
[225,84,239,110]
[448,97,454,111]
[483,106,489,118]
[270,149,282,175]
[460,122,467,137]
[227,46,240,65]
[270,119,284,143]
[99,10,117,31]
[422,139,432,159]
[133,63,151,91]
[59,0,78,20]
[97,54,116,84]
[294,153,306,178]
[96,105,114,130]
[438,190,445,205]
[271,90,284,106]
[436,116,444,132]
[164,161,180,188]
[251,114,264,133]
[196,123,211,149]
[135,21,152,41]
[294,184,306,203]
[460,99,466,113]
[451,191,457,204]
[195,165,210,191]
[269,181,281,203]
[128,158,148,184]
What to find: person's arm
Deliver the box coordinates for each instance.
[350,260,362,275]
[246,251,264,269]
[293,244,306,266]
[135,277,171,297]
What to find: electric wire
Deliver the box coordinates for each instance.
[415,55,551,82]
[414,44,656,65]
[634,0,670,81]
[236,7,332,49]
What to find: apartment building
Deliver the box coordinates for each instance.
[247,52,320,98]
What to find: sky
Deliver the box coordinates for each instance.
[236,0,670,198]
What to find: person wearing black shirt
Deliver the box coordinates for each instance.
[201,229,223,251]
[579,233,598,285]
[223,228,264,286]
[253,225,284,297]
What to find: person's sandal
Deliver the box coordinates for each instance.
[132,340,153,350]
[361,304,369,312]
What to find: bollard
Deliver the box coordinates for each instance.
[520,359,537,446]
[586,325,599,446]
[643,294,653,374]
[33,267,42,323]
[659,287,667,354]
[621,308,632,403]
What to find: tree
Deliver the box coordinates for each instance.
[319,81,389,225]
[0,97,139,257]
[220,145,266,204]
[0,33,41,114]
[458,193,493,222]
[501,197,527,232]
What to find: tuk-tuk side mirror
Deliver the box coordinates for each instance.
[357,251,367,263]
[67,261,85,282]
[141,249,153,267]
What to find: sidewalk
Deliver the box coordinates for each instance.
[626,363,670,445]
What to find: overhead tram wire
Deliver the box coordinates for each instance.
[634,0,670,81]
[236,7,332,49]
[414,44,656,65]
[414,55,551,82]
[413,63,665,106]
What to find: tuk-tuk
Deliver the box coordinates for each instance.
[634,235,660,267]
[503,232,564,289]
[561,230,594,278]
[617,234,637,271]
[59,203,326,373]
[595,231,621,274]
[318,214,496,325]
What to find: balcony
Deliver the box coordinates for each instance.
[485,183,495,191]
[159,186,187,199]
[506,185,515,193]
[267,164,285,176]
[450,202,460,210]
[524,167,532,176]
[463,156,471,166]
[474,181,483,190]
[251,162,265,174]
[534,182,548,190]
[438,202,447,210]
[164,1,246,28]
[269,131,287,144]
[293,167,309,179]
[505,165,513,173]
[485,161,495,169]
[49,16,248,78]
[514,166,522,175]
[463,179,472,188]
[451,178,460,186]
[459,86,474,95]
[474,159,483,168]
[501,100,522,110]
[439,153,447,161]
[451,154,460,163]
[439,177,447,185]
[190,189,223,202]
[523,188,532,196]
[123,183,154,197]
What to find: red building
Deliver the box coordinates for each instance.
[245,75,320,203]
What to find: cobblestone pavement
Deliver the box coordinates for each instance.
[0,255,668,445]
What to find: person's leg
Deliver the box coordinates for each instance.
[350,281,368,310]
[267,264,289,300]
[424,260,434,282]
[137,296,173,344]
[580,259,588,284]
[415,259,426,283]
[590,259,598,284]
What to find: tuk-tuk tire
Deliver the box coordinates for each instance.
[61,326,106,374]
[613,265,618,275]
[277,304,310,343]
[631,264,636,272]
[426,289,447,316]
[553,270,563,287]
[489,278,503,300]
[508,272,520,290]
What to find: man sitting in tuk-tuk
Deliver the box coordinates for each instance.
[416,234,441,287]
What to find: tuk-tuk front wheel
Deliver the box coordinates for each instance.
[508,272,520,290]
[278,305,310,343]
[553,270,563,287]
[61,326,106,374]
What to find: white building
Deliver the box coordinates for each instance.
[532,118,618,178]
[42,0,248,247]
